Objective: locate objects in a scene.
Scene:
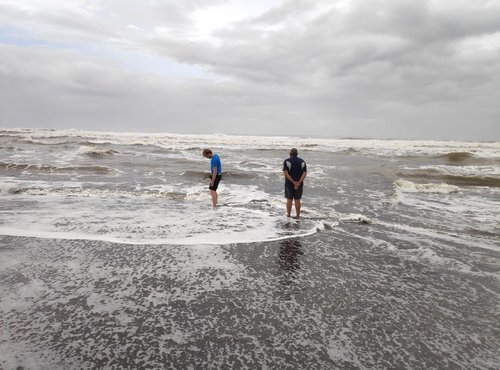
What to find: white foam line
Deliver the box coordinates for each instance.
[333,218,499,252]
[375,221,500,252]
[394,179,459,194]
[0,224,323,246]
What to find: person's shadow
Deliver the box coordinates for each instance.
[276,238,303,299]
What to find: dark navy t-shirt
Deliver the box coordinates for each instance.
[283,156,307,185]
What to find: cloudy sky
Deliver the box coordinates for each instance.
[0,0,499,140]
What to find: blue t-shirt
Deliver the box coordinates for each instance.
[283,156,306,184]
[211,154,222,175]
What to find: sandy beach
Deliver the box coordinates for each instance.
[1,230,499,369]
[1,129,499,368]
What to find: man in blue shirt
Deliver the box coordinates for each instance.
[283,148,307,219]
[202,149,222,207]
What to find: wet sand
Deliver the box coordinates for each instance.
[1,226,499,369]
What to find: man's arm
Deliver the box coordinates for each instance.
[298,171,307,184]
[296,171,307,189]
[283,170,298,186]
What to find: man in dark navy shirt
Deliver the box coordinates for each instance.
[283,148,307,219]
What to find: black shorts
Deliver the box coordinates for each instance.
[285,183,303,199]
[209,174,222,191]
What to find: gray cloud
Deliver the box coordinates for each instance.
[0,0,499,140]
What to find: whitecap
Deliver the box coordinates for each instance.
[77,145,119,157]
[394,179,459,194]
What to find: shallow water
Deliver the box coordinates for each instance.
[0,128,499,368]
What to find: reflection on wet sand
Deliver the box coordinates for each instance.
[278,238,303,273]
[276,238,303,299]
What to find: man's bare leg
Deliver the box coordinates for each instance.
[211,190,218,207]
[286,198,293,217]
[294,199,301,219]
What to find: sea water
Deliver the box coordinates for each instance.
[0,128,499,369]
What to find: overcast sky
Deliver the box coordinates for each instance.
[0,0,499,140]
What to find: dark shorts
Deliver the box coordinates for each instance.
[285,183,303,199]
[209,174,222,191]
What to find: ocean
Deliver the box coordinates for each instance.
[0,128,499,369]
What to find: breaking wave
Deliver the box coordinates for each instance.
[397,171,500,187]
[0,183,190,199]
[13,138,113,147]
[77,145,119,157]
[342,147,360,155]
[0,161,113,174]
[437,152,476,162]
[394,179,459,194]
[0,146,24,152]
[2,128,499,158]
[434,151,500,166]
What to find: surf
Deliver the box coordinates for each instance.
[0,181,328,245]
[0,161,113,174]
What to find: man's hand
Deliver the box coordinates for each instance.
[293,181,300,190]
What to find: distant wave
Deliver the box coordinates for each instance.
[0,183,188,199]
[239,160,269,169]
[394,179,460,194]
[77,145,119,157]
[342,147,360,155]
[2,128,499,158]
[0,183,27,194]
[180,170,211,179]
[440,174,500,187]
[13,138,114,147]
[435,152,500,167]
[223,171,261,179]
[0,129,25,135]
[0,146,24,152]
[397,171,500,188]
[0,161,113,174]
[436,152,476,162]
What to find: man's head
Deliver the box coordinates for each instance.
[202,148,213,158]
[290,148,298,157]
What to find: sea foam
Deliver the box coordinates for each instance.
[0,182,324,245]
[394,179,459,194]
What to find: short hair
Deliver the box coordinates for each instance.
[202,149,212,156]
[290,148,298,156]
